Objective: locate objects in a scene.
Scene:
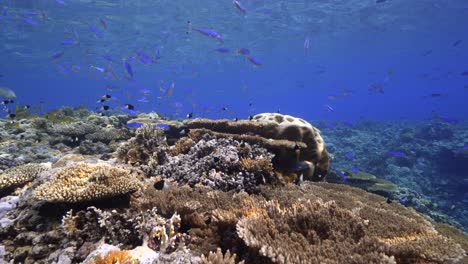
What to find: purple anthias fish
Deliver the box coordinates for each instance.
[22,17,39,26]
[238,48,250,56]
[387,151,406,157]
[233,0,246,14]
[192,27,224,43]
[247,56,262,66]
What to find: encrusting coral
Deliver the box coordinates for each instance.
[35,163,141,203]
[0,163,49,191]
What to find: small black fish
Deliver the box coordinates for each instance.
[186,112,193,119]
[97,98,106,103]
[7,113,15,119]
[101,105,110,111]
[452,39,462,47]
[248,115,253,120]
[103,94,111,99]
[154,180,165,190]
[233,117,238,121]
[125,104,134,110]
[222,107,228,111]
[24,105,30,110]
[1,100,10,105]
[386,198,392,204]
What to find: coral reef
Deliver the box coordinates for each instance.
[35,163,142,203]
[0,110,467,264]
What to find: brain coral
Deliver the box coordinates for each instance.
[35,163,141,203]
[0,163,49,191]
[185,113,330,181]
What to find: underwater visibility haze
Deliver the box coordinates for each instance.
[0,0,467,263]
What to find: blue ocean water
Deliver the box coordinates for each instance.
[0,0,467,230]
[0,0,467,121]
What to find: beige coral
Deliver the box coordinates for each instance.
[0,163,49,191]
[35,163,141,203]
[201,248,244,264]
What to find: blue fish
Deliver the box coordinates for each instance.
[2,7,8,17]
[192,27,224,43]
[88,24,103,37]
[135,51,153,65]
[127,122,144,128]
[56,0,66,5]
[124,60,134,78]
[61,39,78,45]
[233,0,247,14]
[351,167,360,173]
[154,123,170,130]
[215,47,231,53]
[121,107,136,116]
[387,151,406,157]
[99,17,107,29]
[345,152,354,159]
[238,48,250,56]
[22,17,39,26]
[50,51,64,61]
[336,170,347,184]
[247,56,262,66]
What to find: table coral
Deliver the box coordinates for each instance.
[0,163,48,191]
[34,163,141,203]
[134,182,466,263]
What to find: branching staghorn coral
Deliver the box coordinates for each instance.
[201,248,244,264]
[35,163,141,203]
[137,208,185,253]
